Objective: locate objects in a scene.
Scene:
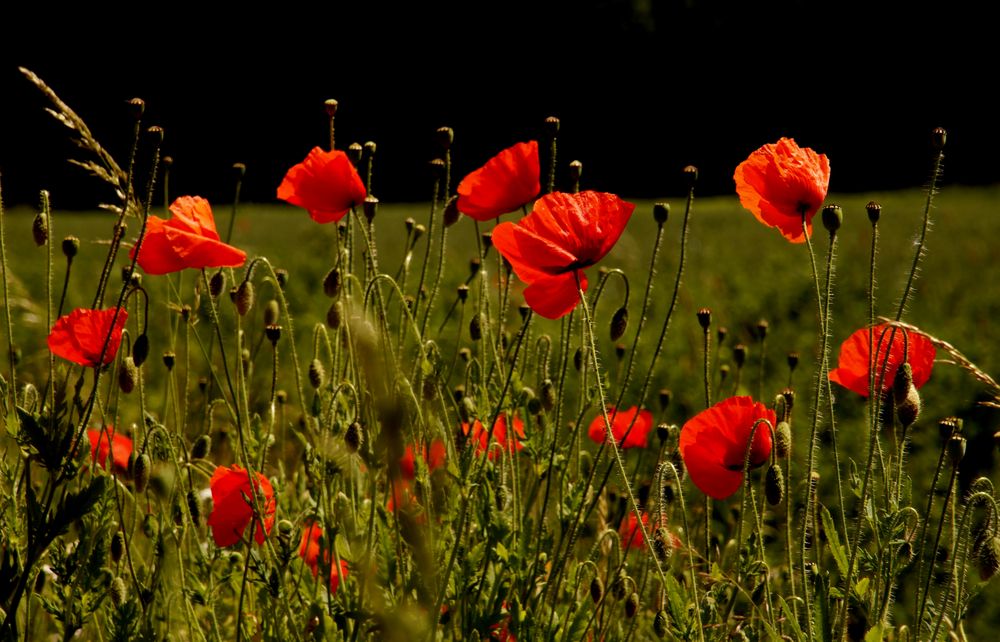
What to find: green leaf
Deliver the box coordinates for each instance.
[820,504,848,578]
[779,597,805,641]
[863,624,885,642]
[855,577,870,600]
[495,542,509,563]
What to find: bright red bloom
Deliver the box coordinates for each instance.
[619,512,682,552]
[492,191,635,319]
[277,147,367,223]
[457,141,540,221]
[399,439,447,479]
[734,137,831,243]
[130,196,246,275]
[829,324,936,398]
[679,396,775,500]
[587,406,653,449]
[206,465,276,548]
[87,427,132,476]
[47,307,128,368]
[461,414,526,460]
[299,521,349,594]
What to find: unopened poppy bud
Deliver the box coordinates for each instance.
[932,127,947,150]
[541,379,556,411]
[866,201,881,225]
[436,126,454,151]
[610,306,629,341]
[32,211,48,246]
[612,572,628,600]
[345,422,363,453]
[654,423,669,443]
[326,301,342,329]
[173,495,186,526]
[362,195,379,223]
[118,357,137,394]
[756,319,769,340]
[670,450,685,480]
[458,348,471,363]
[263,300,280,326]
[146,125,164,143]
[897,540,914,565]
[481,231,493,252]
[717,326,728,344]
[653,527,674,561]
[187,490,201,527]
[162,351,175,371]
[775,421,792,458]
[659,389,672,412]
[979,536,1000,580]
[274,269,288,289]
[574,347,583,372]
[893,362,914,405]
[545,116,560,136]
[696,308,711,330]
[234,281,255,316]
[62,235,79,259]
[436,196,459,228]
[276,390,287,404]
[590,577,604,604]
[822,204,843,234]
[457,284,469,303]
[625,592,639,618]
[896,385,921,428]
[132,334,149,367]
[948,435,966,466]
[733,344,747,368]
[347,142,363,165]
[765,464,784,505]
[134,453,150,493]
[422,375,438,401]
[308,359,325,389]
[110,531,125,563]
[654,610,668,637]
[527,396,543,415]
[615,343,626,360]
[719,364,730,382]
[938,417,961,441]
[191,435,211,460]
[518,302,531,321]
[468,258,481,277]
[324,98,338,117]
[469,314,484,341]
[180,304,191,323]
[111,576,127,607]
[428,158,446,182]
[229,551,244,567]
[683,164,699,185]
[209,270,225,298]
[265,324,282,346]
[653,202,669,225]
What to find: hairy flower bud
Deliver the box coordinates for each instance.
[187,490,201,527]
[345,422,363,453]
[625,592,639,618]
[209,270,226,298]
[590,577,604,604]
[134,454,150,493]
[32,211,48,246]
[979,536,1000,580]
[118,357,138,394]
[653,202,669,225]
[234,281,255,316]
[326,300,342,329]
[469,314,484,341]
[765,464,784,506]
[610,306,629,341]
[62,235,80,259]
[263,299,280,326]
[191,434,211,460]
[443,196,460,227]
[132,333,149,367]
[308,359,325,389]
[775,421,792,458]
[111,576,127,607]
[110,531,125,564]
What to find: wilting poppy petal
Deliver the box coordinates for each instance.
[619,511,682,552]
[461,415,526,460]
[457,141,540,221]
[399,439,447,480]
[87,427,133,476]
[734,138,830,243]
[298,521,349,593]
[492,191,634,320]
[206,464,276,548]
[587,405,654,450]
[278,147,367,223]
[829,324,936,398]
[680,396,775,500]
[132,196,247,275]
[48,307,128,368]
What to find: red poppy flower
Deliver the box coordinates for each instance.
[399,439,447,479]
[619,511,682,552]
[299,521,349,594]
[587,406,653,449]
[457,141,540,221]
[461,414,526,460]
[829,324,936,398]
[47,307,128,368]
[87,427,132,476]
[277,147,367,223]
[130,196,246,275]
[492,191,635,319]
[679,396,775,500]
[734,137,831,243]
[206,464,276,548]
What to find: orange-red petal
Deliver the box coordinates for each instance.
[131,196,247,275]
[829,324,936,398]
[587,406,653,449]
[47,308,128,368]
[277,147,367,223]
[457,141,540,221]
[206,465,276,548]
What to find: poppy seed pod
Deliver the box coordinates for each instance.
[127,97,145,119]
[363,195,378,223]
[932,127,947,150]
[569,160,583,190]
[610,306,629,341]
[866,201,882,225]
[696,308,712,330]
[948,435,966,466]
[234,281,255,316]
[519,302,531,321]
[324,98,338,117]
[32,211,48,246]
[659,388,672,412]
[821,204,843,234]
[62,235,80,259]
[265,324,282,346]
[656,423,671,443]
[209,270,226,298]
[717,326,728,344]
[590,577,604,604]
[308,359,325,389]
[653,202,669,225]
[436,126,454,150]
[191,435,211,460]
[756,319,769,341]
[347,142,363,165]
[162,351,175,371]
[683,165,699,186]
[939,417,960,441]
[733,344,747,368]
[787,352,799,371]
[457,284,469,302]
[765,464,784,506]
[429,158,446,181]
[545,116,560,136]
[614,343,626,360]
[118,357,138,394]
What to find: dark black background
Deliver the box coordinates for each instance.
[1,1,994,208]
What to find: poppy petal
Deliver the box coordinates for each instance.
[132,198,246,275]
[523,271,586,320]
[457,141,540,221]
[48,308,128,368]
[829,324,936,398]
[277,147,367,223]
